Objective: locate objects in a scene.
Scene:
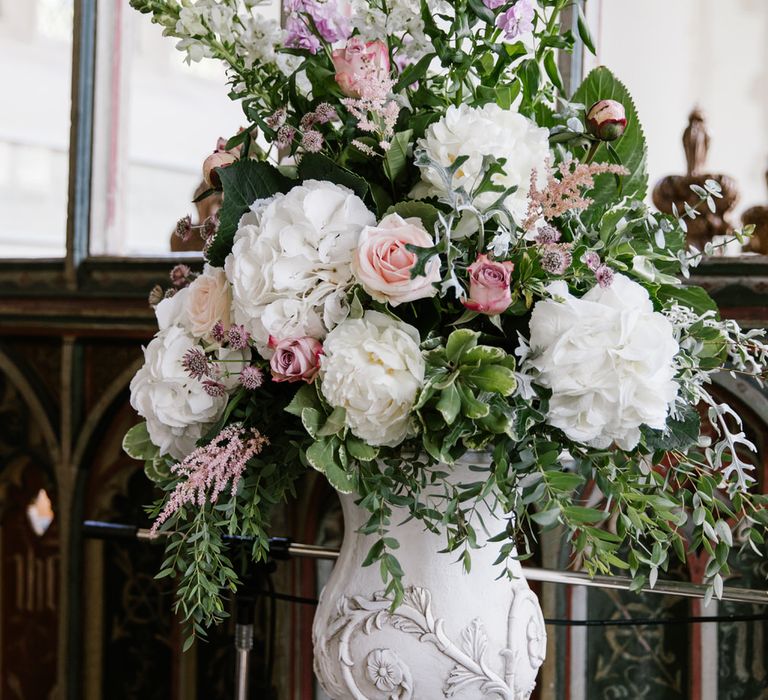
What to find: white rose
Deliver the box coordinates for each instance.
[155,287,190,331]
[413,103,549,234]
[186,265,233,340]
[129,325,245,460]
[319,311,425,447]
[527,274,679,450]
[225,180,375,356]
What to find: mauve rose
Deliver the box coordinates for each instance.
[352,213,440,306]
[331,37,390,98]
[586,99,627,141]
[269,336,323,383]
[203,150,237,189]
[462,254,514,315]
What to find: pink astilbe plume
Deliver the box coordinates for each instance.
[524,159,628,230]
[342,69,399,153]
[151,425,269,534]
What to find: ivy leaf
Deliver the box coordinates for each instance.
[123,422,158,461]
[207,159,293,266]
[306,439,355,493]
[642,405,701,452]
[571,67,648,207]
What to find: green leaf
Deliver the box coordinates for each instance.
[144,455,172,483]
[467,0,495,24]
[123,422,158,461]
[436,383,462,425]
[543,49,563,92]
[306,440,355,493]
[285,384,321,417]
[317,406,347,437]
[563,506,608,524]
[346,435,379,462]
[642,405,701,452]
[301,407,323,440]
[460,365,517,396]
[383,201,441,232]
[531,506,561,527]
[384,130,413,184]
[656,284,719,317]
[577,4,596,55]
[298,153,369,199]
[571,67,648,207]
[445,329,479,364]
[394,52,435,91]
[207,159,293,266]
[460,345,508,366]
[455,382,490,420]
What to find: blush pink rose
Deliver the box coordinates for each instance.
[331,37,390,98]
[268,336,323,383]
[352,213,441,306]
[462,254,514,315]
[186,266,233,340]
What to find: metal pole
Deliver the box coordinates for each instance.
[234,622,253,700]
[83,523,768,605]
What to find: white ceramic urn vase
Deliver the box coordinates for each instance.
[312,454,547,700]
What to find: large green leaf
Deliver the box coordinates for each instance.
[571,67,648,207]
[298,153,369,199]
[207,159,293,266]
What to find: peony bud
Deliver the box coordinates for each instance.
[331,37,390,98]
[586,100,627,141]
[268,336,323,383]
[202,150,237,189]
[462,254,514,315]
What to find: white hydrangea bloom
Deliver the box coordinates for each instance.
[225,180,375,357]
[527,275,679,450]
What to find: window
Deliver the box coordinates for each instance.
[0,0,73,257]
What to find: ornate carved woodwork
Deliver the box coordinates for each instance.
[742,170,768,256]
[652,110,739,250]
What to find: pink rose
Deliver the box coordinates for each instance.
[269,336,323,383]
[203,150,237,189]
[462,254,514,315]
[331,38,390,98]
[186,266,233,340]
[352,214,441,306]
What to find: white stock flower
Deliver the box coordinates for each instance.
[225,180,375,357]
[129,325,245,460]
[413,103,549,233]
[527,274,679,450]
[319,311,425,447]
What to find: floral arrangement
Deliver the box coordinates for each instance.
[125,0,768,640]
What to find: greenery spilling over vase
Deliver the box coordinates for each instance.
[124,0,768,645]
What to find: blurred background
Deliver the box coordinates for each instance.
[0,1,766,699]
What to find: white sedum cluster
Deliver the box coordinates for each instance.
[413,103,549,233]
[225,180,375,357]
[349,0,452,62]
[527,274,679,450]
[319,311,425,447]
[171,0,284,65]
